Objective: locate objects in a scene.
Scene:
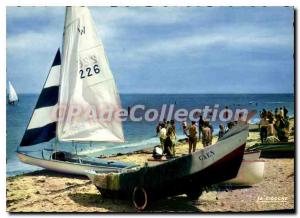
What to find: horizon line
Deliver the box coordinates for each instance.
[16,92,295,95]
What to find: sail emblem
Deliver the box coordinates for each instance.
[77,25,85,35]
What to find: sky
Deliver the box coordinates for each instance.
[6,6,294,94]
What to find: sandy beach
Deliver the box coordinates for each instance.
[7,122,295,212]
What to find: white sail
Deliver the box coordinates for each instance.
[57,7,124,143]
[8,81,18,102]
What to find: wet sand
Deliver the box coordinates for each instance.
[7,124,295,212]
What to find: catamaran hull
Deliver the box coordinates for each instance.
[17,152,123,175]
[243,151,261,160]
[246,142,294,158]
[222,159,265,186]
[87,124,249,210]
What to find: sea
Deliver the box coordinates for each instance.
[6,93,294,176]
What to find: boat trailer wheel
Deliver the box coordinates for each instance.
[132,187,148,210]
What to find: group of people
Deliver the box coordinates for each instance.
[156,119,177,158]
[259,107,290,143]
[156,117,235,157]
[182,120,214,153]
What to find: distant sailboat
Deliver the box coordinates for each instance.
[8,81,18,105]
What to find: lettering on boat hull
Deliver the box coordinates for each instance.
[198,150,215,161]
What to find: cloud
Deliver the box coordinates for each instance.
[6,6,294,94]
[109,23,293,68]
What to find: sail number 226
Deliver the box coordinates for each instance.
[79,65,100,79]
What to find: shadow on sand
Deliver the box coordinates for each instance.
[21,169,89,180]
[68,192,201,212]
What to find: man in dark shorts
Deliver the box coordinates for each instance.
[188,121,198,154]
[198,115,204,140]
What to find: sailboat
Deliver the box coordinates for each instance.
[17,6,249,210]
[17,7,137,175]
[8,81,18,105]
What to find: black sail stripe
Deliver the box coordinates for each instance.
[35,86,59,109]
[20,122,57,147]
[19,49,61,147]
[52,49,61,66]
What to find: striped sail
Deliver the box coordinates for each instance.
[20,49,61,147]
[57,7,124,142]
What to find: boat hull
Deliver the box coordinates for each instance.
[222,159,265,186]
[247,142,294,158]
[244,151,261,160]
[87,124,249,207]
[17,152,129,175]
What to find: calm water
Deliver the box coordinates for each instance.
[7,93,294,176]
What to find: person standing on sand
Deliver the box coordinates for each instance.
[259,114,268,143]
[283,106,288,118]
[170,120,176,134]
[163,118,167,126]
[182,121,188,137]
[170,120,177,156]
[208,122,214,145]
[198,115,204,141]
[267,118,276,137]
[261,109,267,118]
[224,106,229,119]
[166,120,170,130]
[218,124,225,140]
[188,121,198,154]
[275,114,289,142]
[225,122,234,133]
[202,121,211,147]
[156,122,161,136]
[165,124,176,157]
[159,123,167,152]
[279,107,284,118]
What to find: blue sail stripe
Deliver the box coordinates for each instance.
[20,122,57,147]
[35,86,59,109]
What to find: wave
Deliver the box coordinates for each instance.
[249,117,260,124]
[264,101,290,104]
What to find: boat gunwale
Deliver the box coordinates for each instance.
[16,151,136,170]
[90,124,249,178]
